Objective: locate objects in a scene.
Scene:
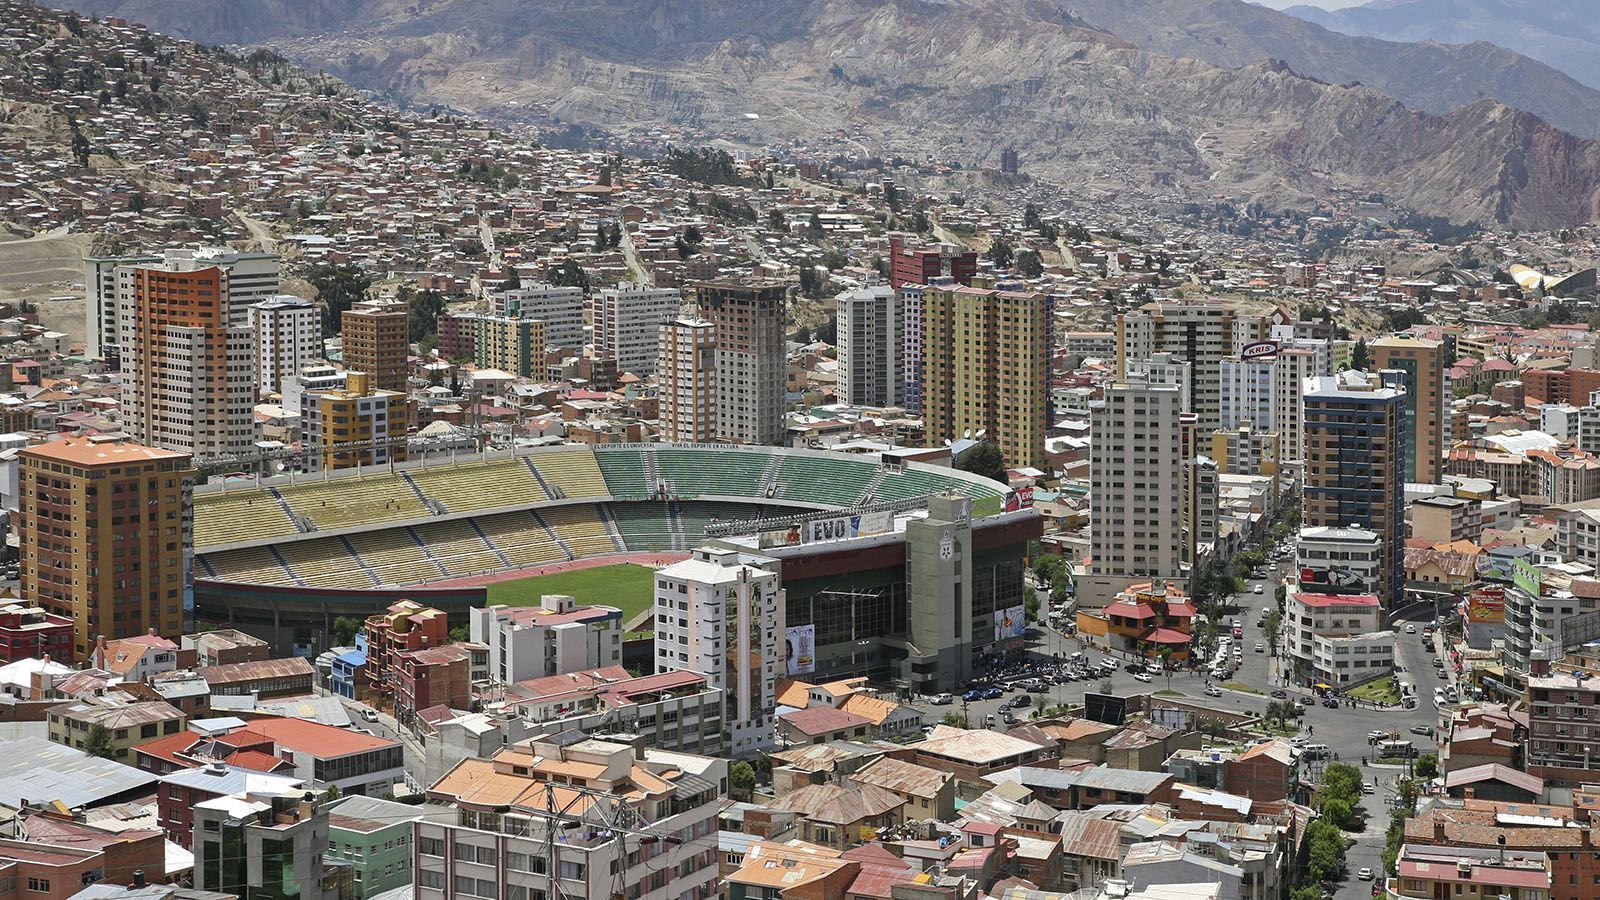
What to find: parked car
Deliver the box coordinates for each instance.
[1409,725,1432,737]
[963,689,985,702]
[981,686,1004,700]
[930,693,954,706]
[1358,868,1374,881]
[1270,689,1288,699]
[1026,680,1050,693]
[1252,585,1264,594]
[1133,672,1153,683]
[1010,694,1033,708]
[1405,624,1417,633]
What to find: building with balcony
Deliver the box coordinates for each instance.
[193,788,353,900]
[415,732,724,900]
[1284,592,1390,687]
[471,597,623,685]
[1101,581,1195,664]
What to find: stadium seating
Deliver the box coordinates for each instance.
[529,449,609,499]
[346,529,446,585]
[198,545,297,586]
[475,511,570,568]
[592,448,651,499]
[275,540,371,589]
[191,491,301,548]
[606,503,677,552]
[278,476,429,531]
[541,505,620,558]
[407,457,548,512]
[674,501,766,548]
[774,454,877,506]
[655,448,769,498]
[412,518,508,576]
[873,468,949,503]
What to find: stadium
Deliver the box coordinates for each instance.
[192,444,1040,688]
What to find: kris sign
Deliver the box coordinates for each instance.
[1240,341,1279,361]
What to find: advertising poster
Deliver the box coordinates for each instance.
[785,624,816,676]
[994,604,1027,642]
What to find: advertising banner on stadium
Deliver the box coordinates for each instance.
[806,512,894,543]
[1003,488,1035,512]
[994,604,1027,642]
[785,624,816,676]
[758,524,805,549]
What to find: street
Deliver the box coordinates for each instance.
[911,549,1447,900]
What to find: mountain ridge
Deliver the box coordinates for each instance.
[45,0,1600,228]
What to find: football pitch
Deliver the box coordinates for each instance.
[485,563,656,625]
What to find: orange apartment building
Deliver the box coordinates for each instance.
[341,299,409,393]
[18,436,195,659]
[361,600,449,706]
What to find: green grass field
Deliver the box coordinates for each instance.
[486,563,657,625]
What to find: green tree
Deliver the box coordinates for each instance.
[307,262,374,338]
[1014,249,1043,278]
[941,713,969,728]
[407,286,447,343]
[729,761,756,801]
[1415,753,1438,779]
[1265,608,1283,656]
[1023,203,1041,231]
[767,209,785,232]
[1320,797,1353,831]
[549,260,591,292]
[985,235,1014,270]
[83,723,117,759]
[1350,337,1371,371]
[956,441,1008,483]
[1321,763,1364,807]
[1032,554,1064,586]
[332,615,363,647]
[449,624,470,643]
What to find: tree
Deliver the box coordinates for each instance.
[808,211,824,237]
[84,724,117,759]
[1350,337,1371,371]
[307,262,374,338]
[1320,797,1353,831]
[1015,249,1043,279]
[408,287,447,343]
[1032,554,1064,586]
[449,624,470,643]
[956,441,1008,484]
[325,784,342,801]
[767,209,786,232]
[985,235,1014,270]
[1321,763,1364,807]
[332,615,363,648]
[941,713,969,728]
[1023,203,1041,231]
[1265,608,1283,656]
[729,761,756,801]
[1415,753,1438,779]
[548,260,591,292]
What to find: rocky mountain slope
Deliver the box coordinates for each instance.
[1282,0,1600,92]
[45,0,1600,228]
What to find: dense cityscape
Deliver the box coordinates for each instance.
[0,4,1597,900]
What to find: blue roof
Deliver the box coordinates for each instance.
[336,649,367,666]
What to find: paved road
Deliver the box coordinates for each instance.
[912,546,1447,900]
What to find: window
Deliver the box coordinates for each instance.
[27,879,49,893]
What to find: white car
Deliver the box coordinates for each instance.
[929,693,954,706]
[1252,585,1264,594]
[1358,868,1374,881]
[1405,624,1417,634]
[1133,672,1153,683]
[1204,686,1222,697]
[360,708,380,723]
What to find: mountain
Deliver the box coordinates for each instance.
[1281,0,1600,92]
[45,0,1600,228]
[1059,0,1600,140]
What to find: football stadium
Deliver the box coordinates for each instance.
[193,444,1040,687]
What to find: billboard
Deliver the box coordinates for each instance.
[757,524,805,549]
[785,624,816,676]
[1466,587,1505,624]
[1240,341,1280,362]
[759,512,894,548]
[1298,566,1368,592]
[994,604,1027,642]
[1003,488,1035,512]
[1084,692,1129,726]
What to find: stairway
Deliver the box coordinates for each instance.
[531,510,575,560]
[597,504,627,552]
[269,545,308,587]
[405,526,452,577]
[339,536,385,586]
[468,518,515,569]
[760,453,783,498]
[858,466,888,505]
[523,457,562,500]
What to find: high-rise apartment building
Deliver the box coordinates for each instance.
[653,546,783,756]
[88,249,279,362]
[835,285,901,407]
[1303,371,1405,607]
[899,283,927,413]
[84,251,158,361]
[495,283,586,353]
[1117,299,1274,432]
[340,299,409,393]
[658,318,717,443]
[887,236,978,289]
[474,315,545,378]
[597,284,682,376]
[1372,335,1445,484]
[18,435,194,658]
[695,282,786,445]
[1219,342,1320,463]
[250,295,322,396]
[301,371,409,472]
[922,282,1050,468]
[1088,377,1185,602]
[117,262,257,456]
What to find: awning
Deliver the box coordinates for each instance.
[1314,683,1332,690]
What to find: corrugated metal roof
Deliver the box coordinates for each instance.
[0,736,156,809]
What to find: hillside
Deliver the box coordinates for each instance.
[1282,0,1600,92]
[39,0,1600,228]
